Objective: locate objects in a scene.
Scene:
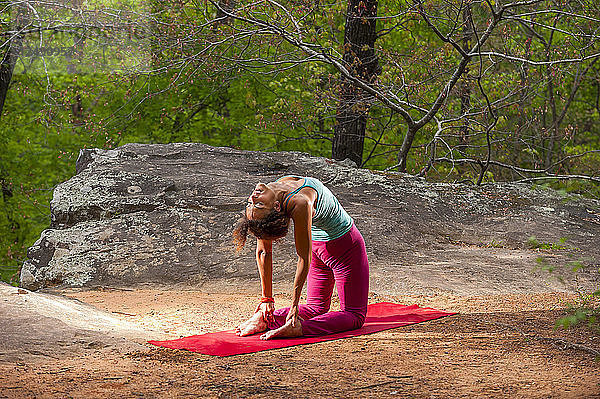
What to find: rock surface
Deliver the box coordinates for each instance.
[0,282,151,362]
[20,143,600,295]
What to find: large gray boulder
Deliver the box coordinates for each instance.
[20,143,600,295]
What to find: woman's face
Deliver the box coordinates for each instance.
[246,182,280,220]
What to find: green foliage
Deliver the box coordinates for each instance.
[484,239,506,248]
[555,287,600,332]
[528,236,569,251]
[556,306,599,332]
[0,71,101,286]
[534,246,599,332]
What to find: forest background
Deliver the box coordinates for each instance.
[1,0,599,285]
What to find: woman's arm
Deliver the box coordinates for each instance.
[255,239,275,320]
[288,199,313,326]
[256,239,273,298]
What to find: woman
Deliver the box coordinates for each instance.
[233,175,369,340]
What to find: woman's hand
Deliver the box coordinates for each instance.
[286,304,300,327]
[255,301,275,323]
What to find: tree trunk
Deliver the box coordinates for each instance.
[457,4,473,154]
[215,0,236,25]
[332,0,379,167]
[544,64,559,169]
[0,35,22,122]
[397,126,416,172]
[541,17,559,169]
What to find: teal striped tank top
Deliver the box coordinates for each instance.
[280,176,353,241]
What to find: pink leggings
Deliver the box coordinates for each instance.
[267,224,369,337]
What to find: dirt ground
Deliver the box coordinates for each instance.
[9,143,600,397]
[1,286,599,399]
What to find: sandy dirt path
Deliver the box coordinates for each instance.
[1,287,598,398]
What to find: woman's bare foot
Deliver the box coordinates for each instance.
[260,319,302,340]
[235,318,252,334]
[235,311,267,336]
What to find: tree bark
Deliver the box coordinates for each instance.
[396,126,417,172]
[0,35,22,122]
[458,3,473,153]
[332,0,379,167]
[216,0,236,25]
[542,17,559,169]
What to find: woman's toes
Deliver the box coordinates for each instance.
[239,325,253,336]
[260,330,277,340]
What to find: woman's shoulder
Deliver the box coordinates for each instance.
[286,190,316,218]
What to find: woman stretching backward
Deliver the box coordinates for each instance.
[233,175,369,340]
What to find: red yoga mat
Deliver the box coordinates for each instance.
[148,302,455,357]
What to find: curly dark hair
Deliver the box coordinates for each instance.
[233,209,290,250]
